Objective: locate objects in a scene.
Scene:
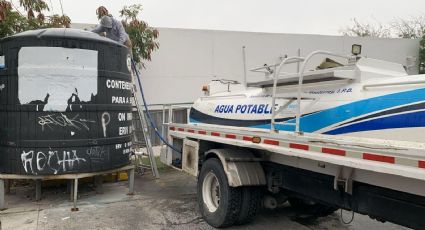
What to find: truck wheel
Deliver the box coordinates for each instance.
[197,158,242,228]
[235,187,262,225]
[289,197,337,217]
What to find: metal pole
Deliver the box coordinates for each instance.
[296,51,350,133]
[161,105,166,136]
[94,176,103,194]
[5,180,10,194]
[168,106,173,124]
[0,179,4,210]
[297,49,301,72]
[69,180,73,201]
[167,106,173,165]
[128,168,135,195]
[35,179,42,201]
[270,57,305,132]
[270,66,278,132]
[363,80,425,89]
[242,46,247,88]
[71,178,78,211]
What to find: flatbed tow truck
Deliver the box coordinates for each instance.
[159,47,425,229]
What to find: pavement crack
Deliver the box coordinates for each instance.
[176,216,203,225]
[163,215,203,226]
[36,204,40,230]
[0,209,40,215]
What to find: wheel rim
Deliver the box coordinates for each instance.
[202,171,221,212]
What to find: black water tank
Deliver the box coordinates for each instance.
[0,28,133,175]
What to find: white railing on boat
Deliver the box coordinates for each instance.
[249,50,356,133]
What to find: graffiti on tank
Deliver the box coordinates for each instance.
[86,146,109,163]
[21,150,87,175]
[38,113,95,131]
[101,112,110,137]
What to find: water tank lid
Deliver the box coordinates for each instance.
[1,28,124,47]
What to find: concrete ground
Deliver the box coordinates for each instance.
[0,169,409,230]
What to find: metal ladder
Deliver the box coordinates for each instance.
[130,66,160,179]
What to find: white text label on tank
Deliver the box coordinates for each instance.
[106,79,132,91]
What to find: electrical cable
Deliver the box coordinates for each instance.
[48,0,54,16]
[59,0,64,16]
[131,59,182,153]
[10,1,23,16]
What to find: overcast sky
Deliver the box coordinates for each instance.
[13,0,425,35]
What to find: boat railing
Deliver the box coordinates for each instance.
[159,103,193,127]
[266,50,355,133]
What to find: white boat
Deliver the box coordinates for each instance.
[189,47,425,143]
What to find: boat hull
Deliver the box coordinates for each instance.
[190,80,425,143]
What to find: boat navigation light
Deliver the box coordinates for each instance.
[352,44,362,56]
[202,85,209,95]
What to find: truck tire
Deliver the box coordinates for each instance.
[288,197,337,217]
[235,187,262,225]
[197,158,242,228]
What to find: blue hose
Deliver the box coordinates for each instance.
[131,60,182,154]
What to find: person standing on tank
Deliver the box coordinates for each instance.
[91,15,133,52]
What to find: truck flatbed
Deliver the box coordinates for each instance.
[167,122,425,196]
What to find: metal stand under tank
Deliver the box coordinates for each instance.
[0,165,135,211]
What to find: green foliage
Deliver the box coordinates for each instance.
[19,0,48,12]
[119,4,142,21]
[119,4,159,65]
[0,0,70,39]
[1,1,158,66]
[420,36,425,74]
[0,4,28,38]
[48,14,71,28]
[19,0,48,18]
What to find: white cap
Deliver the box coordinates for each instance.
[100,16,113,28]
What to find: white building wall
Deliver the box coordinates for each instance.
[71,24,420,105]
[141,28,419,105]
